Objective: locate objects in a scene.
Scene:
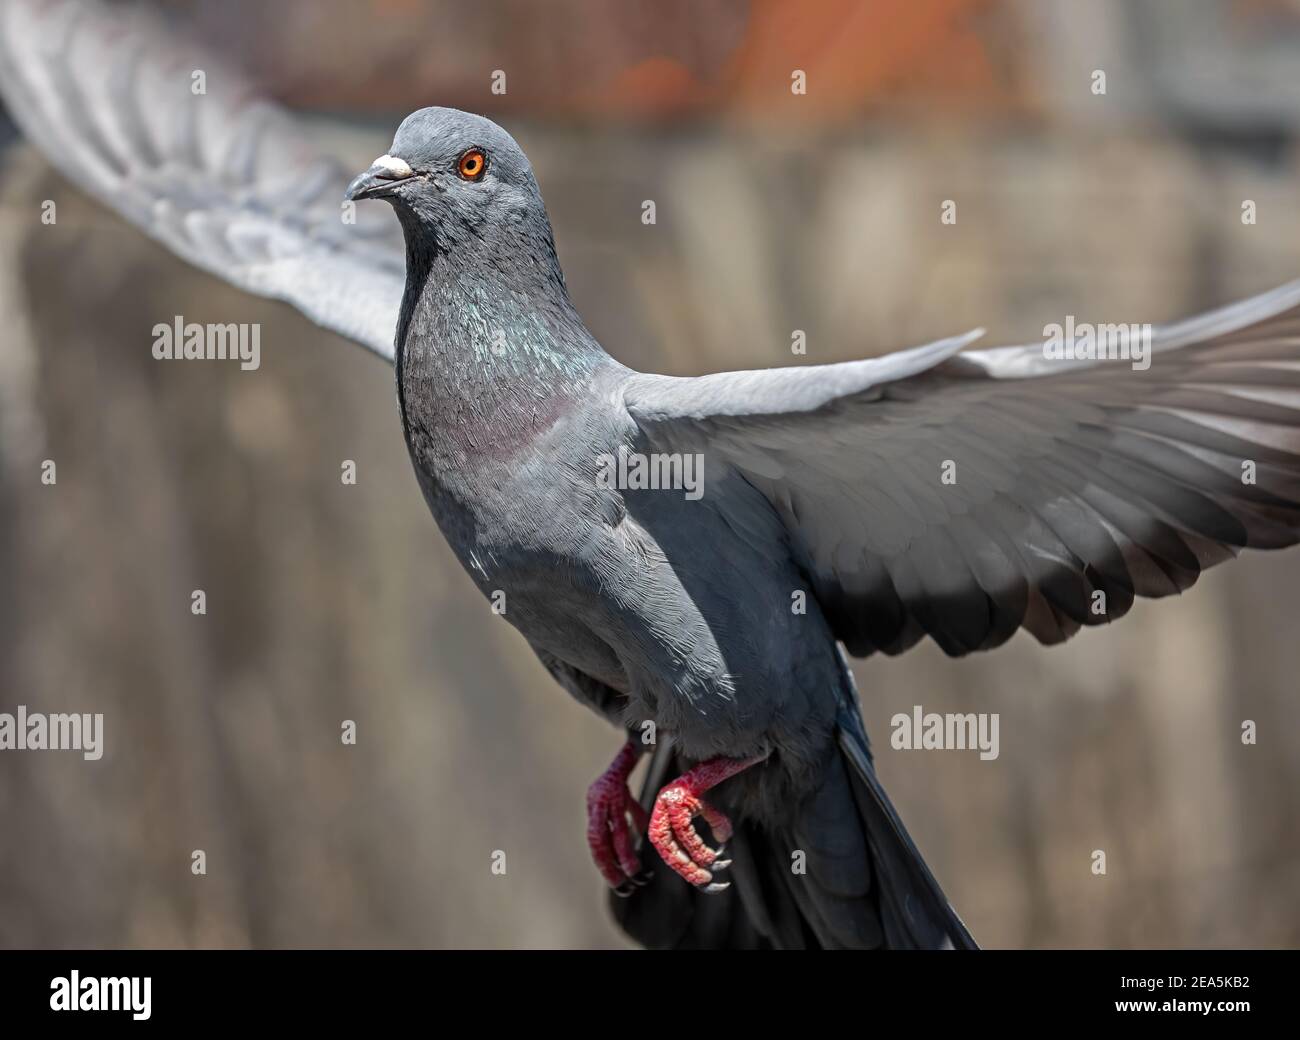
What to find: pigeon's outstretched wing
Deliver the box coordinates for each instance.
[0,0,403,360]
[624,282,1300,657]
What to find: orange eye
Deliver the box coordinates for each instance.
[457,148,486,181]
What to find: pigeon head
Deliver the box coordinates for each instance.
[346,106,598,376]
[346,107,547,241]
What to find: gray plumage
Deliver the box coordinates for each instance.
[7,0,1300,949]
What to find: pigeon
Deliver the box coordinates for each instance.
[6,0,1300,949]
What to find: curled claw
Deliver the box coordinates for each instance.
[586,741,649,890]
[648,783,720,887]
[646,753,765,891]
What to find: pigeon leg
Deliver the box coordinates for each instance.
[586,740,652,896]
[649,754,765,892]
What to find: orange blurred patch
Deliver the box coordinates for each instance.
[722,0,1008,118]
[570,0,1015,123]
[593,57,711,120]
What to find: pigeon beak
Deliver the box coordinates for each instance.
[345,154,415,201]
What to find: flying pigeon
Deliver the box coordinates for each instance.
[5,0,1300,949]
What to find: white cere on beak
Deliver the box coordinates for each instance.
[373,154,413,178]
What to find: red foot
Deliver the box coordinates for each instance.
[648,754,765,892]
[586,741,651,895]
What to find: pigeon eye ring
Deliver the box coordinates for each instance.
[457,147,487,181]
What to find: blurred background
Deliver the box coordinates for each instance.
[2,0,1299,948]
